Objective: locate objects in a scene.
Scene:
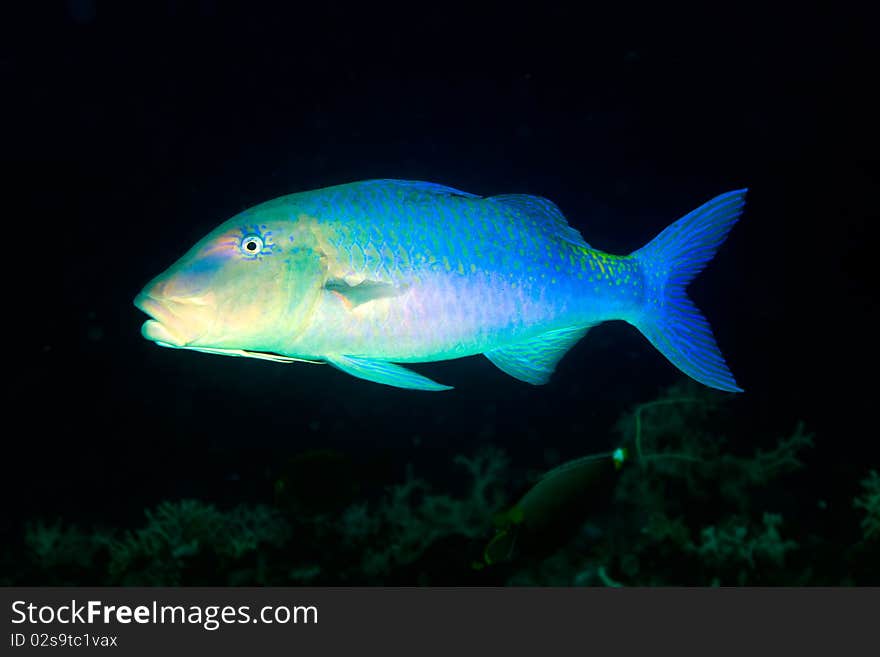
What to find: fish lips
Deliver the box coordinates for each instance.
[134,292,203,348]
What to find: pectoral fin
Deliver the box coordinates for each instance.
[484,325,593,385]
[324,278,408,309]
[325,354,453,391]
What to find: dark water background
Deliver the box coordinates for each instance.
[3,2,876,584]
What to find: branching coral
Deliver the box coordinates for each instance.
[854,470,879,541]
[734,421,814,486]
[18,447,508,586]
[15,393,838,586]
[352,446,509,578]
[689,513,799,585]
[23,500,292,585]
[107,500,291,584]
[508,381,813,586]
[25,519,103,573]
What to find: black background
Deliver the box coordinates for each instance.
[3,2,877,579]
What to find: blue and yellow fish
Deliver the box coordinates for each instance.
[134,179,746,392]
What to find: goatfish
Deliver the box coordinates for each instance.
[134,179,746,392]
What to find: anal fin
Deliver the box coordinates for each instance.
[485,325,592,385]
[325,354,453,391]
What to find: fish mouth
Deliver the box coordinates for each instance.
[134,293,195,347]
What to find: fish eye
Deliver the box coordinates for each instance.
[240,234,264,255]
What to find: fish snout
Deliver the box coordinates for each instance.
[140,263,213,300]
[134,280,217,348]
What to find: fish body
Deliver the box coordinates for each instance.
[135,179,745,392]
[280,181,639,360]
[482,448,628,566]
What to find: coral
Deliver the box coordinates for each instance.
[25,519,103,574]
[854,470,879,541]
[15,395,852,585]
[733,421,814,486]
[22,500,292,586]
[288,564,322,582]
[16,446,508,586]
[508,381,813,586]
[106,500,225,582]
[613,380,727,504]
[350,446,509,578]
[109,500,292,584]
[689,513,799,585]
[223,503,293,559]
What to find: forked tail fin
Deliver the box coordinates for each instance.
[631,189,747,392]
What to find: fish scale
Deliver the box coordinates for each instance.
[288,183,638,362]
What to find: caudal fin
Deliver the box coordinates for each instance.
[631,189,747,392]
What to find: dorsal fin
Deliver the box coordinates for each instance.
[362,179,480,199]
[489,194,591,249]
